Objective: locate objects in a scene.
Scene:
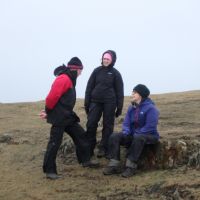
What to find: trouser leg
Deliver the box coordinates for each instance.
[86,103,102,155]
[43,126,64,174]
[66,122,90,163]
[99,103,116,153]
[127,134,158,163]
[108,132,132,161]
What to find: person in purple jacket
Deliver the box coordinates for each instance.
[103,84,160,178]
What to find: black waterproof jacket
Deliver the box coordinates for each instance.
[84,65,124,113]
[45,66,80,126]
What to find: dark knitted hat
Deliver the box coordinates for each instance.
[133,84,150,98]
[67,57,83,69]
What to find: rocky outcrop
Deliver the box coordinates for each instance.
[138,139,200,170]
[58,137,200,170]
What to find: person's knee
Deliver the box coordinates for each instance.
[133,134,146,143]
[109,132,121,142]
[87,116,100,128]
[86,123,98,132]
[102,120,114,128]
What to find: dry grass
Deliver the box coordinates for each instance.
[0,90,200,200]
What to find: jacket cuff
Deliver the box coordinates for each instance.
[45,106,51,113]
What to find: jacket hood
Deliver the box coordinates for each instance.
[132,98,155,107]
[54,64,68,76]
[140,98,155,107]
[101,50,117,67]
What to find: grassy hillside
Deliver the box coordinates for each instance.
[0,90,200,200]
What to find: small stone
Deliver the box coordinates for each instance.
[0,134,13,143]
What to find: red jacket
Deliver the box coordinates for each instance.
[46,74,72,110]
[45,68,78,126]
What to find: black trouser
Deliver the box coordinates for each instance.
[108,132,158,163]
[86,102,116,155]
[43,123,90,174]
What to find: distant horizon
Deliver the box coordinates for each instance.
[1,89,199,104]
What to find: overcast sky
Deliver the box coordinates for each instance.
[0,0,199,103]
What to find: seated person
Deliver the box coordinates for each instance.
[103,84,160,178]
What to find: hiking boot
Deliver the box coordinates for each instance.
[82,159,100,168]
[46,173,62,180]
[103,166,121,175]
[121,167,136,178]
[97,148,106,158]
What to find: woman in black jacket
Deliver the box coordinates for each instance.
[84,50,124,158]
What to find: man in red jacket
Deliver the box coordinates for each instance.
[40,57,98,180]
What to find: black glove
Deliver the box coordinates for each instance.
[84,99,90,115]
[85,106,89,115]
[115,108,122,118]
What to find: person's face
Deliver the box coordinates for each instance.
[131,91,142,104]
[77,69,82,76]
[71,69,82,77]
[102,57,112,67]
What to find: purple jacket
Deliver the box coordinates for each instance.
[122,98,159,139]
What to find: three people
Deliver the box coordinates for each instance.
[41,57,98,180]
[103,84,160,178]
[41,52,159,180]
[84,50,124,158]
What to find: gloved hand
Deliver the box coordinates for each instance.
[84,99,90,115]
[115,108,122,118]
[85,106,89,115]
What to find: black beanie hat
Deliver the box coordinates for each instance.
[133,84,150,98]
[102,50,117,67]
[67,57,83,69]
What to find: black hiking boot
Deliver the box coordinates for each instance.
[82,159,100,168]
[121,167,136,178]
[103,166,121,175]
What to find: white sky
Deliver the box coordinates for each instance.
[0,0,199,103]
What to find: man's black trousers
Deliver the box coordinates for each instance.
[43,123,90,174]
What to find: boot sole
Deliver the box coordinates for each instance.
[46,176,62,180]
[103,169,121,175]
